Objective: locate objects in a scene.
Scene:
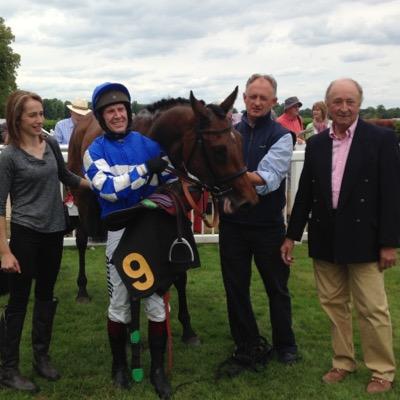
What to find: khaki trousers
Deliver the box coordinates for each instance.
[313,259,395,381]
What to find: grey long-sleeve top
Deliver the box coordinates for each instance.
[0,137,81,233]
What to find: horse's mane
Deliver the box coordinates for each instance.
[144,97,190,113]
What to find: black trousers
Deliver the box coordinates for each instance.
[6,223,63,314]
[219,222,297,354]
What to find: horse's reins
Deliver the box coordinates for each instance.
[162,165,218,228]
[165,123,247,228]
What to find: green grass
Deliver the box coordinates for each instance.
[1,244,399,399]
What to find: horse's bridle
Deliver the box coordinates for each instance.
[182,124,247,197]
[163,123,247,228]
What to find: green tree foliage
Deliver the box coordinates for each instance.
[0,17,21,117]
[273,103,284,116]
[300,108,312,118]
[43,119,57,132]
[360,104,400,119]
[43,98,67,120]
[132,100,146,114]
[274,102,400,120]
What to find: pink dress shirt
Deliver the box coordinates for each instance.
[330,118,358,209]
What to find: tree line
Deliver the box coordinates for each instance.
[38,99,400,122]
[275,104,400,120]
[41,99,144,120]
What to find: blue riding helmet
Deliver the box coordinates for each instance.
[92,82,133,136]
[92,82,131,114]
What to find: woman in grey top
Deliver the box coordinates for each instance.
[0,90,89,393]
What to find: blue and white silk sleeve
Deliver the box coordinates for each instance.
[83,145,149,203]
[255,133,293,196]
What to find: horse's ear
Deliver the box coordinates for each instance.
[190,91,209,119]
[219,86,238,114]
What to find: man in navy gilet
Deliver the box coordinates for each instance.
[218,74,298,376]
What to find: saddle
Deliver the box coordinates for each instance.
[104,182,201,298]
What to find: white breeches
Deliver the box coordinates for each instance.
[105,229,167,324]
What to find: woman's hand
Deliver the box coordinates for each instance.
[1,252,21,274]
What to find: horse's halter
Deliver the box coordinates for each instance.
[182,122,247,197]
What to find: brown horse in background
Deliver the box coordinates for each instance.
[364,118,397,130]
[67,87,258,344]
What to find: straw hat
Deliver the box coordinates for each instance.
[67,98,91,116]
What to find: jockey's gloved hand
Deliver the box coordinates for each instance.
[146,156,169,174]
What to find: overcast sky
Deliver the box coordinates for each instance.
[2,0,400,111]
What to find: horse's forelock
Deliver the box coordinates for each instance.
[206,103,227,119]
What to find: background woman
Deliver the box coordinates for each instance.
[0,90,89,393]
[305,101,331,139]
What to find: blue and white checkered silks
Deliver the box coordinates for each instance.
[83,131,173,219]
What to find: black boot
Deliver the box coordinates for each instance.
[149,322,172,400]
[108,320,131,390]
[216,336,273,379]
[0,307,39,393]
[32,298,61,381]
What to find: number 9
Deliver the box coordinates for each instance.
[122,252,154,291]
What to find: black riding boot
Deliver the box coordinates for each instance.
[149,321,172,400]
[108,319,131,390]
[32,298,61,381]
[0,307,39,392]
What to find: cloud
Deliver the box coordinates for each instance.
[2,0,400,109]
[341,51,379,63]
[290,3,400,46]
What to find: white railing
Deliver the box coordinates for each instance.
[1,144,306,246]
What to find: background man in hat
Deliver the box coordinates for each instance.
[277,96,305,144]
[54,98,91,145]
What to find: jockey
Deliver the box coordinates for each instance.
[83,82,173,398]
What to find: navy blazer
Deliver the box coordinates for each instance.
[287,118,400,264]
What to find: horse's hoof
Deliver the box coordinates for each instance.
[76,295,91,304]
[182,335,201,346]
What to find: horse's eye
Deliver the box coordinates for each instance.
[213,145,227,164]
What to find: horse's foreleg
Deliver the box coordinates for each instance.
[75,222,90,303]
[174,272,200,346]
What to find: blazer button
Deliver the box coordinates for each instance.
[313,199,318,203]
[364,178,369,183]
[356,218,361,222]
[360,198,365,203]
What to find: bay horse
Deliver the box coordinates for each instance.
[364,118,397,130]
[67,87,258,344]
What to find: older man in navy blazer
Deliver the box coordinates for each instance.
[281,78,400,394]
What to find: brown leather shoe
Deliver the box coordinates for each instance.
[322,368,350,384]
[366,377,392,394]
